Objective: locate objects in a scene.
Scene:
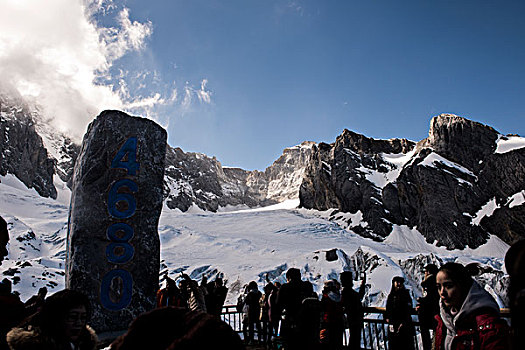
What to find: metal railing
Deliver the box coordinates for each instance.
[220,305,511,350]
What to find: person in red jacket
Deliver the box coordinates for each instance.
[434,262,509,350]
[156,277,184,308]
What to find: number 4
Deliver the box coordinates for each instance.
[111,137,139,175]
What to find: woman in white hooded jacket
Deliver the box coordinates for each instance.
[434,262,509,350]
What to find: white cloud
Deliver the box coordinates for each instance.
[98,7,152,63]
[126,93,165,109]
[0,0,212,139]
[175,79,212,116]
[0,0,150,138]
[197,79,212,104]
[182,85,193,109]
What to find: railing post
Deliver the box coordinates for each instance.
[219,305,509,350]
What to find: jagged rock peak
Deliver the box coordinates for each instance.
[266,141,315,173]
[423,114,499,170]
[427,114,499,144]
[264,141,315,201]
[0,93,57,198]
[336,129,415,155]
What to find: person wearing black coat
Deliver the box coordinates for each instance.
[243,281,262,344]
[506,240,525,350]
[340,271,366,350]
[0,216,8,266]
[297,281,321,350]
[416,264,439,350]
[207,277,228,317]
[0,217,21,350]
[385,276,415,350]
[0,279,24,350]
[276,268,303,350]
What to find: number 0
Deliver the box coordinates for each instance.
[100,269,133,310]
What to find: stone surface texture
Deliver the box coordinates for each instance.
[66,110,166,333]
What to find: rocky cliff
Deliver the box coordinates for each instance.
[300,114,525,249]
[2,91,524,250]
[0,93,313,212]
[163,141,314,211]
[0,94,58,198]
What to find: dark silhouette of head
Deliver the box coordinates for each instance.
[323,279,340,294]
[286,268,301,282]
[247,281,258,291]
[111,307,244,350]
[263,282,276,294]
[166,277,176,289]
[423,263,438,276]
[0,278,12,295]
[390,276,406,292]
[301,280,315,297]
[340,271,354,288]
[505,240,525,350]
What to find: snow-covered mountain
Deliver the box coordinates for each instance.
[0,174,510,307]
[3,93,524,250]
[301,115,525,249]
[0,93,517,307]
[163,140,313,212]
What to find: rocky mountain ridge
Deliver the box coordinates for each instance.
[0,93,313,212]
[300,114,525,249]
[0,93,58,198]
[1,93,524,250]
[162,140,314,212]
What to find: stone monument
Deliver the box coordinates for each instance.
[66,110,167,333]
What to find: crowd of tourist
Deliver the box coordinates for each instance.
[156,273,228,318]
[1,214,525,350]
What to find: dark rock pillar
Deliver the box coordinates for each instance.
[66,110,167,333]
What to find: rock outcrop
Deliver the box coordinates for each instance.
[300,130,415,240]
[301,114,525,249]
[163,141,314,211]
[66,110,166,333]
[0,94,57,198]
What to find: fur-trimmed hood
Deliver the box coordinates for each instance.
[7,324,98,350]
[439,281,500,350]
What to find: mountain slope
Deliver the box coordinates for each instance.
[1,92,313,212]
[1,92,523,250]
[0,93,57,198]
[0,175,509,307]
[300,114,525,249]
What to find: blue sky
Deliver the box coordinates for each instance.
[1,0,524,170]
